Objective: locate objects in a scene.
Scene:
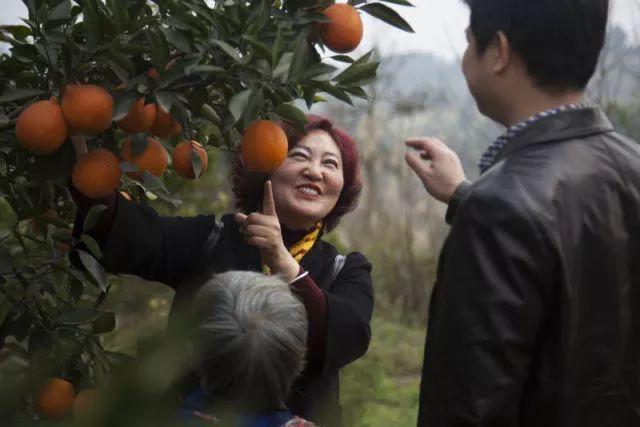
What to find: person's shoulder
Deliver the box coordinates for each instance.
[317,240,370,268]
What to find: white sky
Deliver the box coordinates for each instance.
[1,0,639,60]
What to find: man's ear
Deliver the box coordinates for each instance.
[490,31,511,74]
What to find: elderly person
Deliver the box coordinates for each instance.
[180,271,314,427]
[72,114,373,426]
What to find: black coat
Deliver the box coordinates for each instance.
[98,204,373,427]
[419,107,640,427]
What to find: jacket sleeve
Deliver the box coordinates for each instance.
[419,185,554,426]
[322,252,374,372]
[98,193,220,288]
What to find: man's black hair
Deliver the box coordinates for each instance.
[463,0,609,91]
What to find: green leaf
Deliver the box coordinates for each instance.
[82,0,102,51]
[242,35,273,63]
[272,25,285,65]
[80,234,103,259]
[92,311,116,334]
[314,81,353,105]
[335,61,379,86]
[359,3,414,33]
[49,0,71,20]
[273,52,293,82]
[0,242,13,275]
[111,0,130,34]
[330,55,355,64]
[56,308,99,325]
[83,204,108,233]
[77,250,107,291]
[200,103,221,124]
[112,93,136,121]
[146,27,170,70]
[142,171,168,193]
[155,91,175,114]
[0,25,32,40]
[186,64,225,74]
[275,103,309,126]
[378,0,414,6]
[130,132,149,157]
[160,27,192,53]
[0,88,46,104]
[191,148,203,179]
[229,89,252,123]
[303,63,338,80]
[212,39,245,63]
[344,86,369,99]
[288,29,311,81]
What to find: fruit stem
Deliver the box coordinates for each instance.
[71,135,88,159]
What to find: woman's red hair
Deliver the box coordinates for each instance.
[230,115,362,232]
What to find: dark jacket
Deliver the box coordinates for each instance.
[96,203,373,427]
[418,107,640,427]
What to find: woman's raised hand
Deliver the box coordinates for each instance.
[234,181,300,281]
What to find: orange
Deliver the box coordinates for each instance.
[117,98,157,134]
[34,378,75,420]
[62,84,114,135]
[149,105,182,138]
[172,140,208,179]
[121,137,168,177]
[72,149,122,199]
[241,120,288,173]
[15,97,68,154]
[320,4,363,53]
[73,388,101,420]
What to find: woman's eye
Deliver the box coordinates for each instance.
[324,160,339,168]
[290,151,307,159]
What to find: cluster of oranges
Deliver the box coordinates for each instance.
[14,4,364,195]
[34,378,100,421]
[14,83,209,200]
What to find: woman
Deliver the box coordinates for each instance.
[73,115,373,426]
[180,270,315,427]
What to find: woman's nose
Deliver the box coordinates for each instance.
[303,162,322,180]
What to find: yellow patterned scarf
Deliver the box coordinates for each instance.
[263,221,322,275]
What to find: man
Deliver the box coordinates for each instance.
[405,0,640,426]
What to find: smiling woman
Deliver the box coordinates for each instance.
[70,114,373,427]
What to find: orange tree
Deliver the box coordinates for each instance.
[0,0,413,421]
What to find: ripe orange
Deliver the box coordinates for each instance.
[172,140,208,179]
[15,97,68,154]
[72,149,122,199]
[117,98,157,134]
[121,137,168,177]
[34,378,75,420]
[149,105,182,138]
[320,4,363,53]
[241,120,288,173]
[62,84,114,135]
[73,388,101,420]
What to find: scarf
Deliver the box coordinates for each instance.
[263,222,322,275]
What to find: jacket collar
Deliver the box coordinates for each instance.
[492,106,614,167]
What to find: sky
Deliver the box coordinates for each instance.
[1,0,639,60]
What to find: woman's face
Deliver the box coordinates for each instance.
[270,130,344,230]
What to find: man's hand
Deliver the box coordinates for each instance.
[234,181,299,281]
[405,137,467,203]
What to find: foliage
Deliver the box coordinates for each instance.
[0,0,415,421]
